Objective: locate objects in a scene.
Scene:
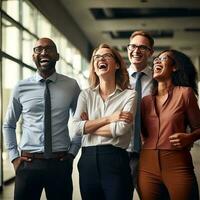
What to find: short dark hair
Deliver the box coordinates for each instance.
[129,30,154,49]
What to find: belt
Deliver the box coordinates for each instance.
[82,145,127,155]
[21,151,68,159]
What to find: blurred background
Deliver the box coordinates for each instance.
[0,0,200,199]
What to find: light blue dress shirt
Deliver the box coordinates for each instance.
[3,72,81,161]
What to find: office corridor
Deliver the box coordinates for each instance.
[0,144,200,200]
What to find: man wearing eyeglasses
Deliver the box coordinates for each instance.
[3,38,81,200]
[127,31,154,198]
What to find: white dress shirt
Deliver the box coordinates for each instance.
[127,65,153,152]
[71,85,137,149]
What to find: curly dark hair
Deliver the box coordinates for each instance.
[152,49,198,96]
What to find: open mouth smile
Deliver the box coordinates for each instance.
[98,63,108,69]
[40,58,50,65]
[154,65,163,73]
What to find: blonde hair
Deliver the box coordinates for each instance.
[88,43,130,90]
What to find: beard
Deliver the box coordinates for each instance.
[36,60,56,73]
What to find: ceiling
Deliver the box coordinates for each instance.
[60,0,200,62]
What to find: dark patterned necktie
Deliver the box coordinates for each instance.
[133,72,144,153]
[44,79,52,158]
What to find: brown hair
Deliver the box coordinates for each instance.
[129,30,154,49]
[89,43,130,90]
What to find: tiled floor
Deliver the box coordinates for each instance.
[1,144,200,200]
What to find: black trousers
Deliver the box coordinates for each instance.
[14,158,73,200]
[78,145,133,200]
[128,152,140,188]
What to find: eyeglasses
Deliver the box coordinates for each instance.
[127,44,151,52]
[33,45,56,54]
[153,55,175,63]
[93,53,114,61]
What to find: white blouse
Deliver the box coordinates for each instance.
[71,85,137,149]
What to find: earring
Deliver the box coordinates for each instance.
[173,68,177,72]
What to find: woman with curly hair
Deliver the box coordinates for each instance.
[138,49,200,200]
[71,43,137,200]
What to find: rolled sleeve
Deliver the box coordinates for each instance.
[3,85,22,162]
[71,119,87,136]
[70,90,88,137]
[109,90,136,138]
[68,135,82,156]
[110,121,132,138]
[9,148,20,162]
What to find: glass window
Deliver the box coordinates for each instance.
[2,0,19,22]
[65,44,73,65]
[56,58,73,76]
[2,58,21,181]
[72,49,81,75]
[22,31,37,67]
[3,59,20,90]
[2,18,20,59]
[22,0,37,34]
[23,67,35,79]
[50,27,60,49]
[59,37,68,59]
[37,13,51,37]
[77,74,89,89]
[81,56,89,72]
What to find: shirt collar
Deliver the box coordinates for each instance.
[92,84,123,93]
[92,84,100,91]
[128,65,152,79]
[115,85,123,92]
[35,72,57,83]
[152,85,175,97]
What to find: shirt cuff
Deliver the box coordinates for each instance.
[73,120,87,136]
[110,122,116,138]
[68,143,81,157]
[9,148,20,163]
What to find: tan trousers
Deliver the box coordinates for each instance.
[138,149,199,200]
